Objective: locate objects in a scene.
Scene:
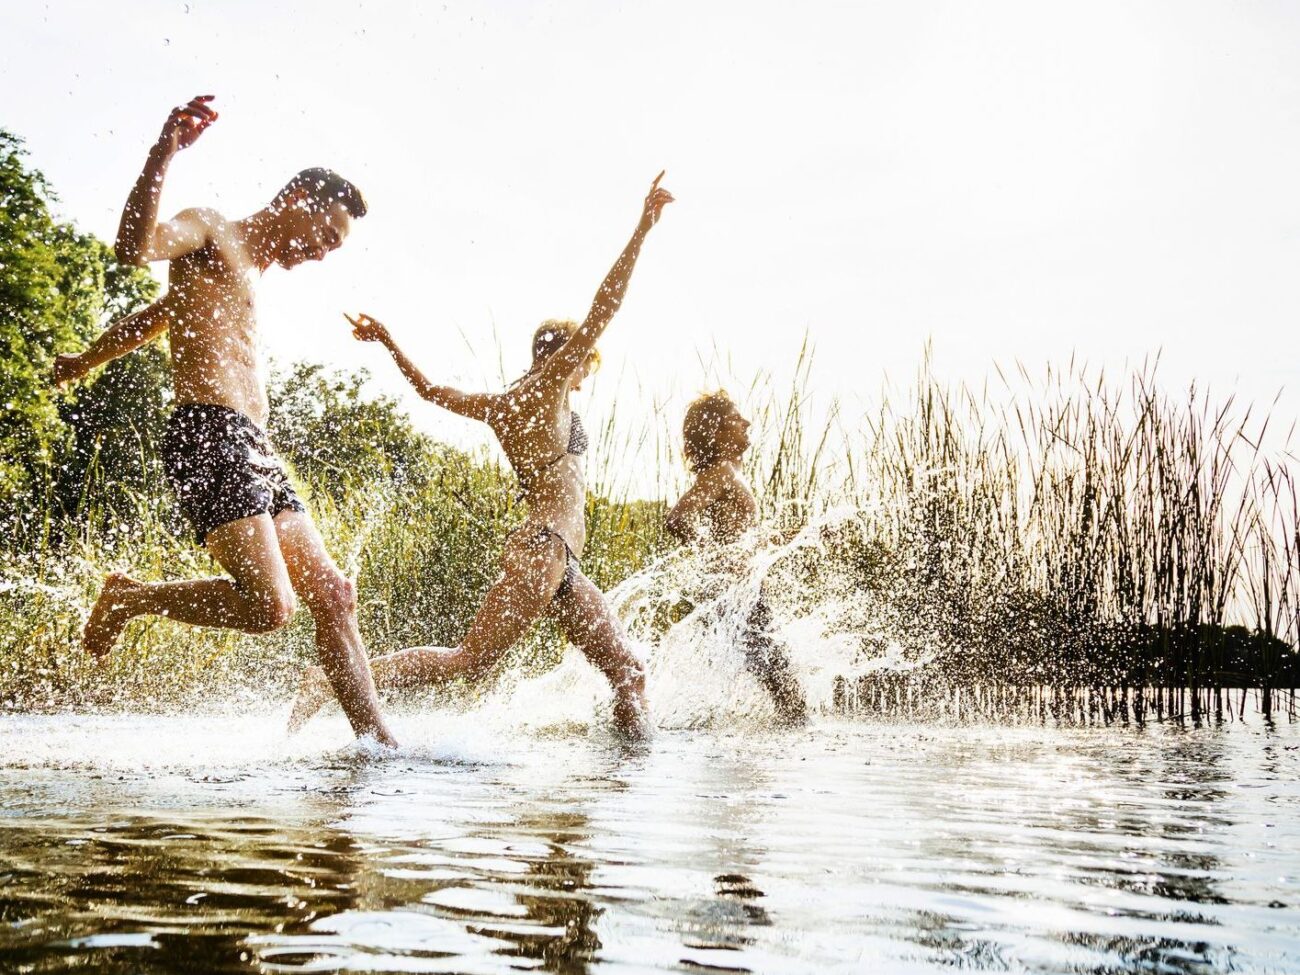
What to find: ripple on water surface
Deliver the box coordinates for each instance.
[0,712,1298,973]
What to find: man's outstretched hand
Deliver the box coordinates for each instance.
[156,95,218,156]
[52,353,87,388]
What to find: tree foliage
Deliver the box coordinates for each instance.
[0,129,441,550]
[269,361,431,501]
[0,129,161,536]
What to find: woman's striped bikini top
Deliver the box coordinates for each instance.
[565,411,589,457]
[514,412,587,492]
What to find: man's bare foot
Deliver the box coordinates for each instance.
[83,573,141,658]
[287,665,333,733]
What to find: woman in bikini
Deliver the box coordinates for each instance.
[665,390,808,724]
[290,173,674,738]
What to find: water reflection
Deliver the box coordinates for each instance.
[0,718,1296,973]
[1,811,371,973]
[501,808,604,969]
[621,747,778,973]
[247,752,625,972]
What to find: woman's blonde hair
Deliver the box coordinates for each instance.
[531,319,601,371]
[682,389,735,473]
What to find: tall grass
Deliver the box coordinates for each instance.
[1,347,1296,716]
[740,346,1298,716]
[0,441,670,711]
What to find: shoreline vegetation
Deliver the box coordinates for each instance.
[2,130,1297,720]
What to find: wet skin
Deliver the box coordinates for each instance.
[666,400,807,724]
[666,400,757,545]
[58,95,395,747]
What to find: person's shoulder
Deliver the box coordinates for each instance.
[173,207,225,233]
[501,372,557,410]
[474,389,505,421]
[711,461,751,492]
[690,464,741,502]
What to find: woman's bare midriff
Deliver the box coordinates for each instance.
[517,455,588,559]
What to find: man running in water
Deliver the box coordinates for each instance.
[53,95,396,747]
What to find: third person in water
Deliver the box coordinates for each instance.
[666,391,808,725]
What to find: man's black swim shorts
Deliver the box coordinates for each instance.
[162,403,306,544]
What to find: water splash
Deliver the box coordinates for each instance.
[495,507,922,731]
[1,499,929,734]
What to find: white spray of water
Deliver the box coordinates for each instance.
[2,504,927,742]
[493,506,923,732]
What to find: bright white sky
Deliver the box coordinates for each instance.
[5,0,1299,495]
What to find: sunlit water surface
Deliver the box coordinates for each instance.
[1,711,1298,974]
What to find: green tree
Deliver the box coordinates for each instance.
[55,345,172,528]
[0,129,160,540]
[269,361,431,500]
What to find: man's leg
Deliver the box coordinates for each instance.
[742,597,808,725]
[83,514,296,657]
[742,636,808,725]
[272,510,396,747]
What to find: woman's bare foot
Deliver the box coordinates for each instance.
[612,685,652,741]
[287,665,333,733]
[83,573,141,659]
[365,728,401,750]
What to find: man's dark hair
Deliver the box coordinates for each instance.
[277,167,367,218]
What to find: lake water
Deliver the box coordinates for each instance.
[0,711,1297,973]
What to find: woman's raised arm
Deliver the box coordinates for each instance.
[539,173,674,383]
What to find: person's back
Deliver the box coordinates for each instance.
[684,460,759,546]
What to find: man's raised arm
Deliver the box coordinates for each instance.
[114,95,218,266]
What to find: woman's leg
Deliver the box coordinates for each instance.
[290,529,566,729]
[370,529,565,688]
[550,570,649,739]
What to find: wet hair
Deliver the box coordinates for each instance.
[531,319,601,371]
[275,167,367,218]
[683,390,736,473]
